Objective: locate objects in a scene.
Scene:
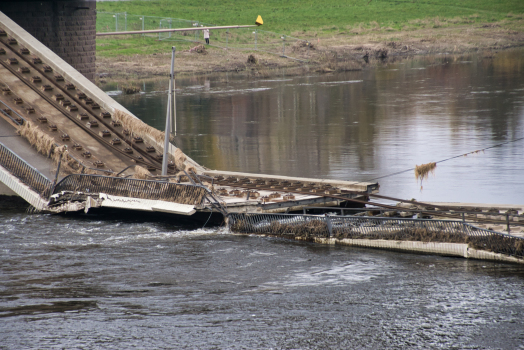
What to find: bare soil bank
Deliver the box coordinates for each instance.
[95,23,524,84]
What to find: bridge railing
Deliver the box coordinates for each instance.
[0,142,52,198]
[228,213,524,258]
[52,174,208,205]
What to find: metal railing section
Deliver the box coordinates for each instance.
[228,213,524,258]
[52,174,207,205]
[0,142,52,197]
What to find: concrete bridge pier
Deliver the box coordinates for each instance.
[0,0,96,81]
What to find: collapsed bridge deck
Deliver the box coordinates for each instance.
[0,11,377,218]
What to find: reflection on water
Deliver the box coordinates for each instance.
[110,49,524,205]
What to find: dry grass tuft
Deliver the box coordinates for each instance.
[18,123,86,176]
[415,162,437,181]
[133,165,151,179]
[49,145,85,175]
[186,166,196,175]
[18,121,55,157]
[121,86,141,94]
[174,147,187,171]
[188,44,207,54]
[113,109,165,144]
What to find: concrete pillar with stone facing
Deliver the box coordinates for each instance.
[0,0,96,81]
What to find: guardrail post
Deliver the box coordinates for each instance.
[326,214,333,237]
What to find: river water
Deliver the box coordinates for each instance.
[109,48,524,205]
[2,50,524,349]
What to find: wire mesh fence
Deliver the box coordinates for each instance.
[53,174,207,205]
[96,12,312,62]
[228,213,524,258]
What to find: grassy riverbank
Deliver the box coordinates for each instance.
[95,0,524,82]
[97,0,524,35]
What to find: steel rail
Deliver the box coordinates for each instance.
[0,98,25,125]
[0,56,151,167]
[212,181,522,227]
[0,40,159,166]
[0,40,172,173]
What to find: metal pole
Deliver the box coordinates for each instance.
[124,12,127,31]
[115,14,118,32]
[142,17,144,36]
[326,215,333,237]
[162,81,171,176]
[282,35,285,56]
[226,29,229,49]
[172,47,176,136]
[162,47,176,176]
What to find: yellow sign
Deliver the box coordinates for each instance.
[256,15,263,26]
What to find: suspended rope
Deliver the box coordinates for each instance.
[363,136,524,182]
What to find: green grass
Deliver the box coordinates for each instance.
[97,37,196,57]
[97,0,524,32]
[96,0,524,57]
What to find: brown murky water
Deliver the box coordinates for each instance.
[2,51,524,349]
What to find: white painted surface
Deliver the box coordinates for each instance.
[0,182,17,196]
[309,237,524,265]
[0,165,48,210]
[99,193,196,215]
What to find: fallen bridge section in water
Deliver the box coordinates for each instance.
[228,212,524,264]
[0,11,377,218]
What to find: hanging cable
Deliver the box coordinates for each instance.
[363,136,524,182]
